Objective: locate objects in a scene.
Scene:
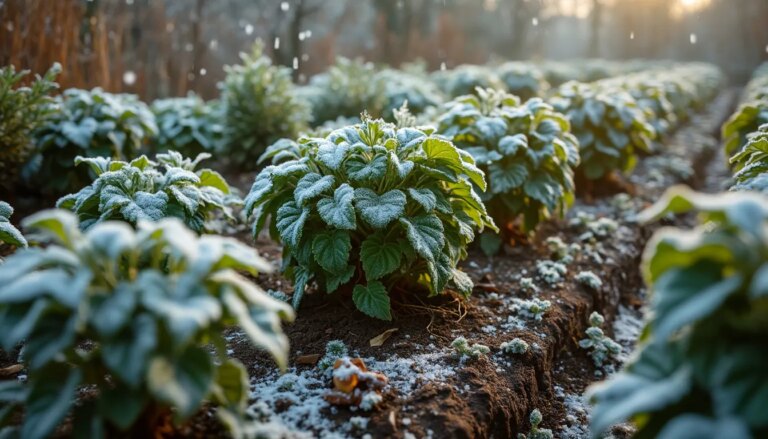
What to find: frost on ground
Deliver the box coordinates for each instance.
[612,304,645,362]
[247,350,456,438]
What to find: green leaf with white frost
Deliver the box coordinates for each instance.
[354,188,407,228]
[0,211,292,435]
[276,201,310,248]
[317,184,356,230]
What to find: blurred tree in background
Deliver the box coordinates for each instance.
[1,0,766,100]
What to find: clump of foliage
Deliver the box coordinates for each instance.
[0,63,60,191]
[730,123,768,193]
[378,69,444,120]
[0,201,27,254]
[26,87,157,195]
[451,336,490,361]
[497,62,550,101]
[437,88,579,251]
[589,187,768,439]
[623,78,677,136]
[303,57,387,124]
[432,64,506,98]
[245,117,496,320]
[220,41,309,167]
[151,93,224,156]
[517,409,554,439]
[722,101,768,161]
[536,260,567,284]
[576,271,603,290]
[0,210,294,438]
[551,81,655,180]
[318,340,349,371]
[56,150,238,232]
[511,297,552,321]
[500,338,529,355]
[579,312,621,369]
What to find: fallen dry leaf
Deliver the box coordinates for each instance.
[295,354,321,365]
[0,364,23,377]
[369,328,399,347]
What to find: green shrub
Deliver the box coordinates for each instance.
[302,57,387,125]
[730,123,768,193]
[378,68,444,120]
[432,64,506,98]
[0,201,27,254]
[245,117,496,320]
[589,187,768,439]
[722,101,768,160]
[151,93,224,156]
[220,41,309,167]
[497,62,550,101]
[437,88,579,249]
[551,81,655,180]
[0,210,294,438]
[26,88,157,195]
[0,63,60,191]
[56,150,238,233]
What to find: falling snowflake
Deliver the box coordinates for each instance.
[122,71,136,86]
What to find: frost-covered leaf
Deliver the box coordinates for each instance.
[294,173,335,206]
[399,214,444,263]
[276,201,310,248]
[317,184,356,230]
[360,234,402,280]
[354,188,406,229]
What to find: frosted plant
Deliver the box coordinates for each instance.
[220,41,309,167]
[536,260,567,284]
[517,409,554,439]
[0,201,27,253]
[151,93,224,156]
[500,338,529,355]
[0,210,293,438]
[318,340,349,371]
[576,271,603,290]
[511,298,552,321]
[27,87,157,194]
[246,117,496,319]
[0,63,59,191]
[451,336,490,361]
[579,312,621,368]
[437,88,579,252]
[56,151,238,233]
[519,277,539,294]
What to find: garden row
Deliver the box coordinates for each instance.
[0,53,748,439]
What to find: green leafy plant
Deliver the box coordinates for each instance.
[151,93,224,157]
[0,210,294,438]
[432,64,506,98]
[302,57,388,125]
[551,81,655,181]
[437,88,579,249]
[26,87,157,195]
[56,150,238,232]
[0,201,27,254]
[589,187,768,439]
[517,409,554,439]
[722,101,768,161]
[579,312,621,368]
[0,63,60,191]
[500,337,529,355]
[378,68,444,120]
[451,336,490,361]
[245,117,496,320]
[220,41,309,167]
[730,123,768,193]
[497,62,550,101]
